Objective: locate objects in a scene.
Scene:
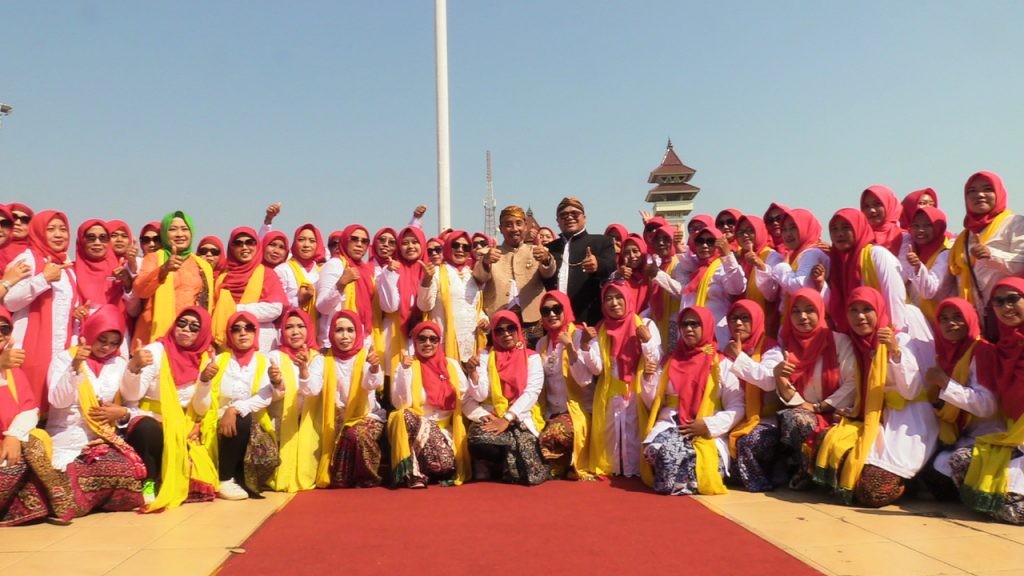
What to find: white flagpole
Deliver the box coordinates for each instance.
[435,0,452,231]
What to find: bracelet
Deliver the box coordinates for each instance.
[0,280,11,290]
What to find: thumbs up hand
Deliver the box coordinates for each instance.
[906,246,921,271]
[582,246,598,274]
[128,340,154,374]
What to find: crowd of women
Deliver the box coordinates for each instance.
[1,169,1023,528]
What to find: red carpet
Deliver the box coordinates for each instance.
[219,478,820,576]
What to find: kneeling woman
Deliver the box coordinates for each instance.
[642,306,743,495]
[305,310,384,488]
[46,305,147,515]
[1,307,77,525]
[122,307,218,512]
[201,311,279,500]
[814,287,937,507]
[463,311,548,485]
[388,321,470,488]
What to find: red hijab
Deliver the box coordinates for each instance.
[291,223,326,269]
[763,202,791,254]
[963,171,1009,234]
[990,278,1024,420]
[261,230,289,267]
[934,298,996,388]
[339,225,375,334]
[396,226,427,334]
[276,307,316,365]
[727,299,775,358]
[74,219,121,309]
[687,214,714,236]
[0,307,34,431]
[736,215,770,277]
[80,304,126,375]
[371,227,398,268]
[827,209,874,332]
[782,208,823,265]
[329,309,364,361]
[0,205,16,269]
[157,306,214,387]
[908,206,948,265]
[900,188,938,229]
[780,288,839,398]
[412,321,455,411]
[540,290,575,352]
[224,311,259,367]
[669,306,718,421]
[845,287,891,409]
[443,230,474,271]
[219,227,288,307]
[599,282,642,383]
[197,236,227,275]
[618,233,649,312]
[489,310,532,403]
[647,223,677,322]
[604,224,629,249]
[4,202,33,255]
[861,185,904,256]
[716,208,743,251]
[684,226,723,295]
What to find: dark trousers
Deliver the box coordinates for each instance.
[126,416,164,481]
[218,413,252,483]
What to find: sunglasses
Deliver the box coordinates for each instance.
[540,303,564,316]
[727,314,752,323]
[12,214,31,225]
[716,218,737,227]
[0,324,12,336]
[764,215,784,225]
[693,236,716,247]
[84,233,110,243]
[452,241,471,251]
[992,293,1024,308]
[350,236,370,245]
[230,323,257,334]
[328,240,341,249]
[557,210,583,221]
[377,238,397,246]
[427,246,443,255]
[679,320,702,329]
[0,219,12,229]
[140,235,161,244]
[197,247,221,257]
[472,239,488,248]
[175,319,202,333]
[493,324,519,336]
[416,334,440,344]
[232,237,258,248]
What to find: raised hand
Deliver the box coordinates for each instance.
[161,245,186,279]
[724,338,741,360]
[72,300,92,322]
[715,236,731,257]
[200,359,220,383]
[366,350,381,373]
[297,283,315,307]
[413,204,428,219]
[581,247,598,274]
[71,337,92,372]
[579,323,597,349]
[2,260,31,285]
[636,322,652,344]
[616,264,632,280]
[264,202,282,225]
[970,242,991,260]
[0,339,25,370]
[43,261,73,283]
[337,266,360,289]
[811,263,826,290]
[420,260,436,285]
[269,359,283,388]
[905,247,921,271]
[386,257,401,272]
[128,340,154,374]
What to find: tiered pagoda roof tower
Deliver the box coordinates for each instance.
[645,139,700,229]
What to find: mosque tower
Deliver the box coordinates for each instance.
[645,139,700,229]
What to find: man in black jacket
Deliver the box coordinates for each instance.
[538,197,616,325]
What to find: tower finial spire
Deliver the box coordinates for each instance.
[667,137,673,150]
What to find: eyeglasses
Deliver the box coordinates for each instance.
[764,215,784,225]
[715,218,737,227]
[349,236,370,245]
[232,238,258,248]
[0,219,12,229]
[415,334,440,344]
[693,236,716,247]
[140,235,161,245]
[230,323,257,334]
[175,319,202,333]
[84,233,110,243]
[197,247,221,257]
[472,239,488,248]
[493,324,519,336]
[427,246,443,255]
[377,238,397,246]
[557,210,583,221]
[0,324,12,336]
[727,314,752,323]
[452,241,472,251]
[12,214,31,225]
[679,320,702,329]
[540,303,564,316]
[991,293,1023,308]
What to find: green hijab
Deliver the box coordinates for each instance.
[159,210,196,258]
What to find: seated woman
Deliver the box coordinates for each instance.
[46,305,146,515]
[814,287,938,507]
[122,306,218,511]
[305,310,385,488]
[202,311,279,500]
[588,282,661,478]
[388,321,470,488]
[951,278,1024,524]
[1,306,77,525]
[642,306,743,495]
[463,311,548,485]
[723,300,783,492]
[773,288,857,490]
[535,291,599,479]
[916,298,999,500]
[266,308,320,492]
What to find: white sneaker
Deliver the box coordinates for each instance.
[217,479,249,501]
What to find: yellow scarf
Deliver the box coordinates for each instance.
[286,259,319,328]
[140,351,218,513]
[860,244,880,292]
[486,351,546,432]
[386,359,470,485]
[949,211,1013,305]
[539,324,592,477]
[694,259,721,307]
[210,266,265,348]
[727,342,781,458]
[653,256,680,353]
[589,316,645,477]
[936,341,977,446]
[743,247,774,309]
[643,346,728,494]
[814,342,888,504]
[151,252,215,342]
[438,265,485,360]
[201,352,274,480]
[268,350,321,492]
[68,348,124,446]
[962,415,1024,513]
[314,350,367,487]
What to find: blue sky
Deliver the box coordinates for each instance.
[2,1,1023,245]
